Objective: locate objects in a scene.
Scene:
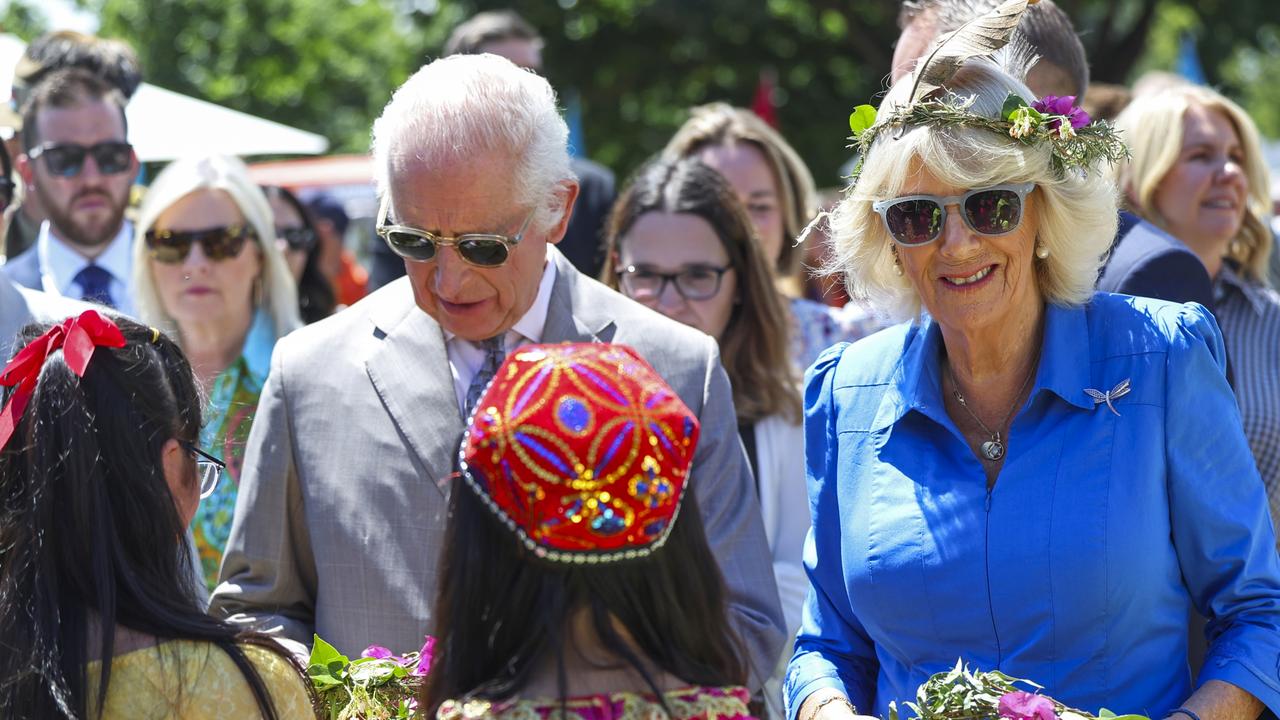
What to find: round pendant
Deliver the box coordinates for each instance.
[980,440,1005,461]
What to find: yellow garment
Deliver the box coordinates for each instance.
[85,639,314,719]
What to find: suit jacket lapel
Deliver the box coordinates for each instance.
[543,248,617,344]
[364,285,461,497]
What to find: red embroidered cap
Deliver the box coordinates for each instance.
[458,343,700,564]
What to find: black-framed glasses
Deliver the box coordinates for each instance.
[28,141,134,178]
[872,183,1036,247]
[617,264,732,302]
[277,226,318,252]
[375,197,535,268]
[145,225,255,264]
[181,441,226,500]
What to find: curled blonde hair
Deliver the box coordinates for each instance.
[1113,85,1273,283]
[826,59,1118,322]
[663,103,818,283]
[133,154,302,341]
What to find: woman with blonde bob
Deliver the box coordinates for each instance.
[786,54,1280,720]
[133,153,301,589]
[664,103,878,369]
[1113,85,1280,504]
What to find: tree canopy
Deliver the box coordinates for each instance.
[5,0,1279,187]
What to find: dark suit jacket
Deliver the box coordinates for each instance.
[1096,212,1215,312]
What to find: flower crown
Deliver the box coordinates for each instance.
[847,93,1128,182]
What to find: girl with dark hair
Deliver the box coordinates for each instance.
[0,311,312,718]
[262,185,338,324]
[601,158,808,712]
[422,343,755,720]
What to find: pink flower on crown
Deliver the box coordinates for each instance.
[362,645,399,661]
[1032,95,1091,132]
[998,691,1058,720]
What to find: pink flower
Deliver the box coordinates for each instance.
[362,645,397,661]
[998,691,1058,720]
[411,636,436,677]
[1032,95,1090,130]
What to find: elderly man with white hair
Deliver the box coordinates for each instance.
[209,54,786,687]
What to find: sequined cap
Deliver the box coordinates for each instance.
[458,343,700,563]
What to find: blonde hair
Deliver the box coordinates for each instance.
[1113,85,1273,283]
[133,154,302,340]
[663,103,818,283]
[826,59,1118,323]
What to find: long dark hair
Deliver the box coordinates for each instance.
[422,479,747,717]
[601,157,800,424]
[262,185,337,324]
[0,316,301,718]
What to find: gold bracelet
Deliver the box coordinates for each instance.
[805,695,857,720]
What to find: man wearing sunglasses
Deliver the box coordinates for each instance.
[0,135,92,358]
[4,68,138,315]
[211,54,786,690]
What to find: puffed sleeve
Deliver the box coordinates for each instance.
[1162,302,1280,713]
[784,343,879,720]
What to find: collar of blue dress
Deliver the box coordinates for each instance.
[871,302,1097,432]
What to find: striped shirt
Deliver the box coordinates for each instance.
[1215,263,1280,533]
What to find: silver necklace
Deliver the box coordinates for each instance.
[946,357,1037,462]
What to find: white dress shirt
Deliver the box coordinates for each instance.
[444,255,557,415]
[36,219,136,316]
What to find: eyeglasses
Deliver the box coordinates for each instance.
[181,441,226,500]
[145,225,255,264]
[277,226,318,252]
[872,183,1036,246]
[617,264,732,302]
[375,197,535,268]
[28,141,134,178]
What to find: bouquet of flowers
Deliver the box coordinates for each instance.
[308,634,435,720]
[888,661,1150,720]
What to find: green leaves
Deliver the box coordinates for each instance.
[307,634,350,690]
[849,105,878,137]
[892,661,1154,720]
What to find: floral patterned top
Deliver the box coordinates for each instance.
[85,640,312,719]
[191,311,277,589]
[438,685,755,720]
[789,297,879,374]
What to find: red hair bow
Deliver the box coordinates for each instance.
[0,310,126,451]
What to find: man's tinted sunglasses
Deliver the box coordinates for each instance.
[375,197,534,268]
[28,141,134,178]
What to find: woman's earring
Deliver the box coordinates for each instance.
[891,246,904,276]
[1035,240,1050,259]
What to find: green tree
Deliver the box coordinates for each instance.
[91,0,415,153]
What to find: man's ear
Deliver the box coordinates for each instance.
[544,179,580,246]
[16,152,35,188]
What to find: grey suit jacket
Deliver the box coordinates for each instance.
[0,277,92,358]
[210,248,786,685]
[3,246,42,291]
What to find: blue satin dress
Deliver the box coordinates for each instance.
[785,293,1280,720]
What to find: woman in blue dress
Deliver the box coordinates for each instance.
[785,51,1280,720]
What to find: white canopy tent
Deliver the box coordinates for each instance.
[0,33,328,161]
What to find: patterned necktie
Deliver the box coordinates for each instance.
[73,264,115,308]
[464,335,507,418]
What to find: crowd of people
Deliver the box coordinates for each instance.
[0,1,1279,719]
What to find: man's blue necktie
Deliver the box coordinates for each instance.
[464,335,507,418]
[73,264,115,308]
